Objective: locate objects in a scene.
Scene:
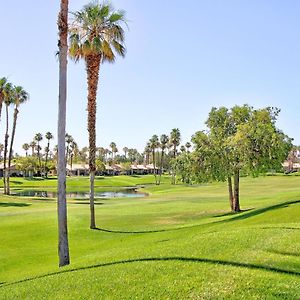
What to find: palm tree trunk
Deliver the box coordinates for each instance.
[0,96,3,122]
[152,149,157,184]
[158,149,164,185]
[3,105,9,194]
[227,176,234,211]
[233,170,241,212]
[45,140,50,177]
[37,144,41,173]
[7,106,19,195]
[57,0,70,267]
[86,54,101,229]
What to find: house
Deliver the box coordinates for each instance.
[0,163,22,177]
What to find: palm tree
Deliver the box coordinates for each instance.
[170,128,181,184]
[149,135,159,184]
[57,0,70,267]
[69,2,126,229]
[7,86,29,194]
[123,147,128,159]
[0,143,4,160]
[45,132,53,177]
[0,77,8,122]
[185,142,191,153]
[158,134,169,185]
[22,143,29,156]
[170,128,181,158]
[180,145,186,153]
[34,133,43,172]
[2,82,13,194]
[144,143,151,165]
[30,141,36,156]
[65,133,73,165]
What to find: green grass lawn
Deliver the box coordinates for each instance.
[1,175,300,299]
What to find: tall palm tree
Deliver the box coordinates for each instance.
[34,133,43,172]
[7,85,29,194]
[57,0,70,267]
[30,141,36,156]
[123,147,128,159]
[2,82,13,194]
[144,143,151,165]
[158,134,169,185]
[65,133,73,165]
[180,145,186,153]
[149,135,159,184]
[0,77,8,122]
[69,2,126,229]
[45,132,53,176]
[170,128,181,184]
[22,143,29,156]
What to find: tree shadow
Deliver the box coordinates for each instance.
[220,199,300,223]
[2,256,300,288]
[72,202,104,205]
[213,208,254,218]
[0,202,31,207]
[10,181,23,185]
[266,249,299,257]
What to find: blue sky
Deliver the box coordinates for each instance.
[1,0,300,155]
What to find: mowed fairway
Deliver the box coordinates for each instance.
[1,175,300,299]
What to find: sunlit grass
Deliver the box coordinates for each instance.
[1,175,300,299]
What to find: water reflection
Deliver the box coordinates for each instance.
[11,189,147,199]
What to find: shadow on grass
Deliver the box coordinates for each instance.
[266,249,300,257]
[2,256,300,288]
[10,181,23,185]
[221,199,300,223]
[94,227,175,234]
[93,200,300,235]
[73,202,104,205]
[213,208,254,218]
[0,202,31,207]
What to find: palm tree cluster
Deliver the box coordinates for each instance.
[145,128,192,185]
[0,77,29,194]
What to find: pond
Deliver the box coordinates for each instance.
[11,189,147,199]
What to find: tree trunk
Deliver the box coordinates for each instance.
[233,170,241,212]
[45,140,50,178]
[89,170,96,228]
[158,149,164,185]
[152,149,157,184]
[7,106,19,195]
[86,54,101,229]
[3,105,9,194]
[227,176,234,211]
[57,0,70,267]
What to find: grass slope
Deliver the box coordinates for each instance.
[1,175,300,299]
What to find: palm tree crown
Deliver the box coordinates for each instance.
[69,2,126,63]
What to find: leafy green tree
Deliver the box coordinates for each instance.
[192,105,292,212]
[69,2,126,229]
[171,152,193,184]
[16,156,38,177]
